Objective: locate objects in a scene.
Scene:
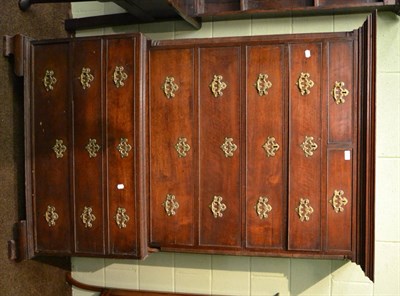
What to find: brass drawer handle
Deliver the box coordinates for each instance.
[43,69,57,91]
[209,74,227,98]
[255,73,272,96]
[300,136,318,158]
[162,76,179,99]
[331,81,349,104]
[80,67,94,90]
[209,195,227,218]
[85,138,101,158]
[52,139,67,159]
[113,66,128,88]
[329,189,348,213]
[44,205,59,227]
[114,207,130,229]
[255,196,272,219]
[175,137,191,158]
[295,198,314,222]
[220,137,237,158]
[296,72,314,95]
[80,206,96,228]
[162,194,179,216]
[262,136,280,157]
[117,138,132,158]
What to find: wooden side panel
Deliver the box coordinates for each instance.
[149,48,195,246]
[32,42,72,253]
[328,41,354,143]
[198,47,241,248]
[245,45,285,250]
[106,37,138,256]
[326,149,353,252]
[288,43,322,251]
[73,39,105,254]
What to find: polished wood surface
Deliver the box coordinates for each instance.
[198,46,241,248]
[287,42,322,251]
[149,48,196,247]
[106,37,138,256]
[21,33,148,259]
[73,39,105,255]
[148,27,374,277]
[32,42,72,254]
[245,44,286,250]
[6,14,376,280]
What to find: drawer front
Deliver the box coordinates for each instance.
[245,44,286,250]
[288,43,322,251]
[149,48,196,247]
[198,46,241,248]
[107,37,139,255]
[328,41,354,144]
[326,149,353,253]
[72,39,105,255]
[32,42,72,254]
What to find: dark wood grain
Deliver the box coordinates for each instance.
[72,39,105,254]
[328,41,354,143]
[149,48,196,247]
[245,44,286,250]
[106,37,138,256]
[288,42,322,251]
[32,42,72,253]
[198,46,241,248]
[12,14,376,281]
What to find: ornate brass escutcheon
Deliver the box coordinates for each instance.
[117,138,132,158]
[220,137,237,158]
[85,138,101,158]
[44,205,59,227]
[175,137,191,158]
[295,198,314,222]
[209,74,227,98]
[209,195,227,218]
[254,196,272,219]
[329,189,348,213]
[331,81,349,104]
[113,66,128,88]
[296,72,314,95]
[43,70,57,91]
[80,206,96,228]
[52,139,67,159]
[300,136,318,157]
[114,207,130,229]
[262,136,280,157]
[80,67,94,89]
[255,73,272,96]
[162,76,179,99]
[162,194,179,216]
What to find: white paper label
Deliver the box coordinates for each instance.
[344,150,351,160]
[117,184,125,190]
[305,50,311,58]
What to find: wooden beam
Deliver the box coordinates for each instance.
[168,0,201,29]
[19,0,95,11]
[65,13,181,32]
[112,0,155,22]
